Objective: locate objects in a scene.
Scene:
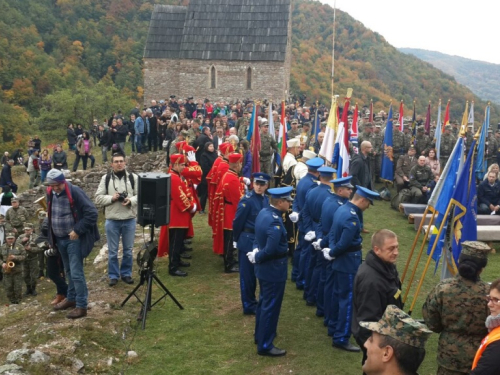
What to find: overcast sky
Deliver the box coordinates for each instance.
[321,0,500,65]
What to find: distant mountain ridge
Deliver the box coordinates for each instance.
[399,48,500,105]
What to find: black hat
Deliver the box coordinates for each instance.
[170,95,176,99]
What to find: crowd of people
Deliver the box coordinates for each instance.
[0,95,499,374]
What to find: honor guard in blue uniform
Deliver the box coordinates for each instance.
[233,172,270,315]
[322,185,380,352]
[312,176,353,322]
[247,186,293,357]
[290,157,324,289]
[301,166,337,308]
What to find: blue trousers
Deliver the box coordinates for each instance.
[135,134,143,153]
[324,262,335,330]
[56,237,88,309]
[238,249,257,314]
[331,271,355,346]
[297,236,311,291]
[105,218,136,280]
[313,254,327,316]
[255,279,285,352]
[291,230,304,284]
[304,245,318,303]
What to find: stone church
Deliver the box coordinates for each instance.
[143,0,292,103]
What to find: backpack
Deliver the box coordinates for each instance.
[390,188,412,210]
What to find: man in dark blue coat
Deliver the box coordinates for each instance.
[233,172,270,315]
[322,186,380,352]
[301,166,336,308]
[478,171,500,214]
[0,160,17,193]
[247,186,293,357]
[290,157,323,289]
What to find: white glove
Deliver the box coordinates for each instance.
[187,151,196,162]
[322,248,334,261]
[44,248,58,257]
[289,212,299,223]
[233,241,237,248]
[190,203,197,213]
[304,231,316,242]
[312,239,322,250]
[194,184,198,190]
[247,248,259,264]
[242,177,251,185]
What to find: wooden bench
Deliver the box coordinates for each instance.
[422,225,500,253]
[399,203,427,216]
[411,214,500,230]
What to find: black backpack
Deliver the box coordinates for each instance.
[104,172,135,194]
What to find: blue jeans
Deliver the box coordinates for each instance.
[41,169,49,182]
[56,237,88,308]
[135,134,143,153]
[105,218,136,280]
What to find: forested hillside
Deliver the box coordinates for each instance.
[0,0,497,149]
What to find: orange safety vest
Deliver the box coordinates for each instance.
[472,326,500,370]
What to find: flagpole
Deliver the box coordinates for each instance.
[331,0,336,97]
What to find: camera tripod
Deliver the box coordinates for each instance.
[121,225,183,330]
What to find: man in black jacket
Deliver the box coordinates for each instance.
[478,171,500,214]
[350,141,373,192]
[98,125,112,163]
[352,229,403,368]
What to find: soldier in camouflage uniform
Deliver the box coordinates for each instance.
[422,241,491,375]
[403,126,412,153]
[237,118,249,141]
[1,232,26,304]
[360,305,432,375]
[392,123,406,162]
[16,223,42,296]
[415,126,432,156]
[5,198,28,237]
[439,125,457,170]
[486,129,498,167]
[451,122,460,138]
[169,130,189,157]
[464,125,474,154]
[357,123,373,146]
[259,121,277,175]
[370,124,383,183]
[287,119,300,140]
[408,156,434,203]
[395,146,418,192]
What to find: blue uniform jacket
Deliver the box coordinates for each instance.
[318,192,348,248]
[233,190,269,253]
[254,206,288,282]
[328,201,363,273]
[292,172,318,231]
[301,183,333,235]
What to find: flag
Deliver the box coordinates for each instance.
[424,102,431,136]
[369,99,374,123]
[398,100,404,132]
[246,104,256,142]
[332,92,352,168]
[268,101,275,141]
[275,101,287,167]
[442,100,450,131]
[313,104,321,143]
[319,95,338,163]
[435,100,442,159]
[410,100,417,144]
[475,104,490,180]
[250,104,261,173]
[380,104,394,182]
[447,140,477,275]
[351,103,359,139]
[468,101,475,132]
[460,101,469,136]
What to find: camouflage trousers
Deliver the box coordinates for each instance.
[3,271,23,303]
[23,256,39,289]
[260,159,272,176]
[437,366,468,375]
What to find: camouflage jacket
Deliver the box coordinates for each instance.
[409,165,433,190]
[422,275,489,372]
[486,135,498,159]
[287,128,300,140]
[415,134,431,155]
[5,207,28,231]
[237,124,249,141]
[369,133,384,156]
[0,243,26,274]
[260,133,277,158]
[15,233,41,259]
[392,130,406,155]
[439,134,456,157]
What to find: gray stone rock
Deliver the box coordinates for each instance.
[29,350,49,364]
[0,364,23,374]
[6,349,30,363]
[127,351,138,358]
[71,358,84,373]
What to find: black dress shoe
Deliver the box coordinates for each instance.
[169,269,188,277]
[225,265,239,273]
[179,261,191,267]
[121,276,134,284]
[109,279,118,287]
[305,300,316,307]
[180,252,192,259]
[332,342,361,352]
[258,347,287,357]
[31,289,38,296]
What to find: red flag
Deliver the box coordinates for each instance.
[251,104,261,173]
[278,101,287,162]
[351,103,358,138]
[399,100,404,131]
[442,100,450,131]
[369,99,374,123]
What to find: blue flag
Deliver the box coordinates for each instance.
[380,104,394,182]
[475,104,489,180]
[246,105,256,142]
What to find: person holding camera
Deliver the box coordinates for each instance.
[95,153,139,287]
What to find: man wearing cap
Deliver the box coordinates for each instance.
[247,186,293,357]
[301,166,336,309]
[415,126,431,156]
[361,305,431,375]
[168,154,197,277]
[439,125,456,170]
[352,229,403,366]
[0,232,26,304]
[233,172,270,314]
[313,176,353,328]
[291,157,323,289]
[395,146,418,192]
[259,121,277,176]
[45,169,100,319]
[423,241,491,375]
[213,153,247,273]
[184,97,196,119]
[16,223,42,296]
[351,141,373,192]
[5,198,28,237]
[370,124,383,183]
[294,149,317,183]
[287,119,300,140]
[323,186,380,352]
[95,153,139,286]
[282,138,300,176]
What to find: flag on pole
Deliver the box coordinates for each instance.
[319,95,338,163]
[435,100,442,159]
[351,103,359,139]
[250,103,261,173]
[468,101,475,132]
[442,100,450,131]
[275,101,287,167]
[332,90,352,166]
[268,101,275,141]
[380,104,394,182]
[424,102,431,136]
[398,100,404,132]
[333,112,350,177]
[460,101,469,135]
[475,103,490,180]
[369,99,374,123]
[410,100,417,144]
[246,104,256,142]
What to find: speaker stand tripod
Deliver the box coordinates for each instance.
[121,225,183,329]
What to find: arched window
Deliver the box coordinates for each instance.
[210,66,216,89]
[246,67,252,90]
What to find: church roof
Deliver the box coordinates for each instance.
[144,0,291,61]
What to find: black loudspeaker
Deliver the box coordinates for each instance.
[137,172,171,227]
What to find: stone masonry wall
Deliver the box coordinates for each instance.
[144,58,290,104]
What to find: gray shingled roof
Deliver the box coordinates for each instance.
[144,0,291,61]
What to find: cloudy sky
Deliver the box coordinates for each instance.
[321,0,500,65]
